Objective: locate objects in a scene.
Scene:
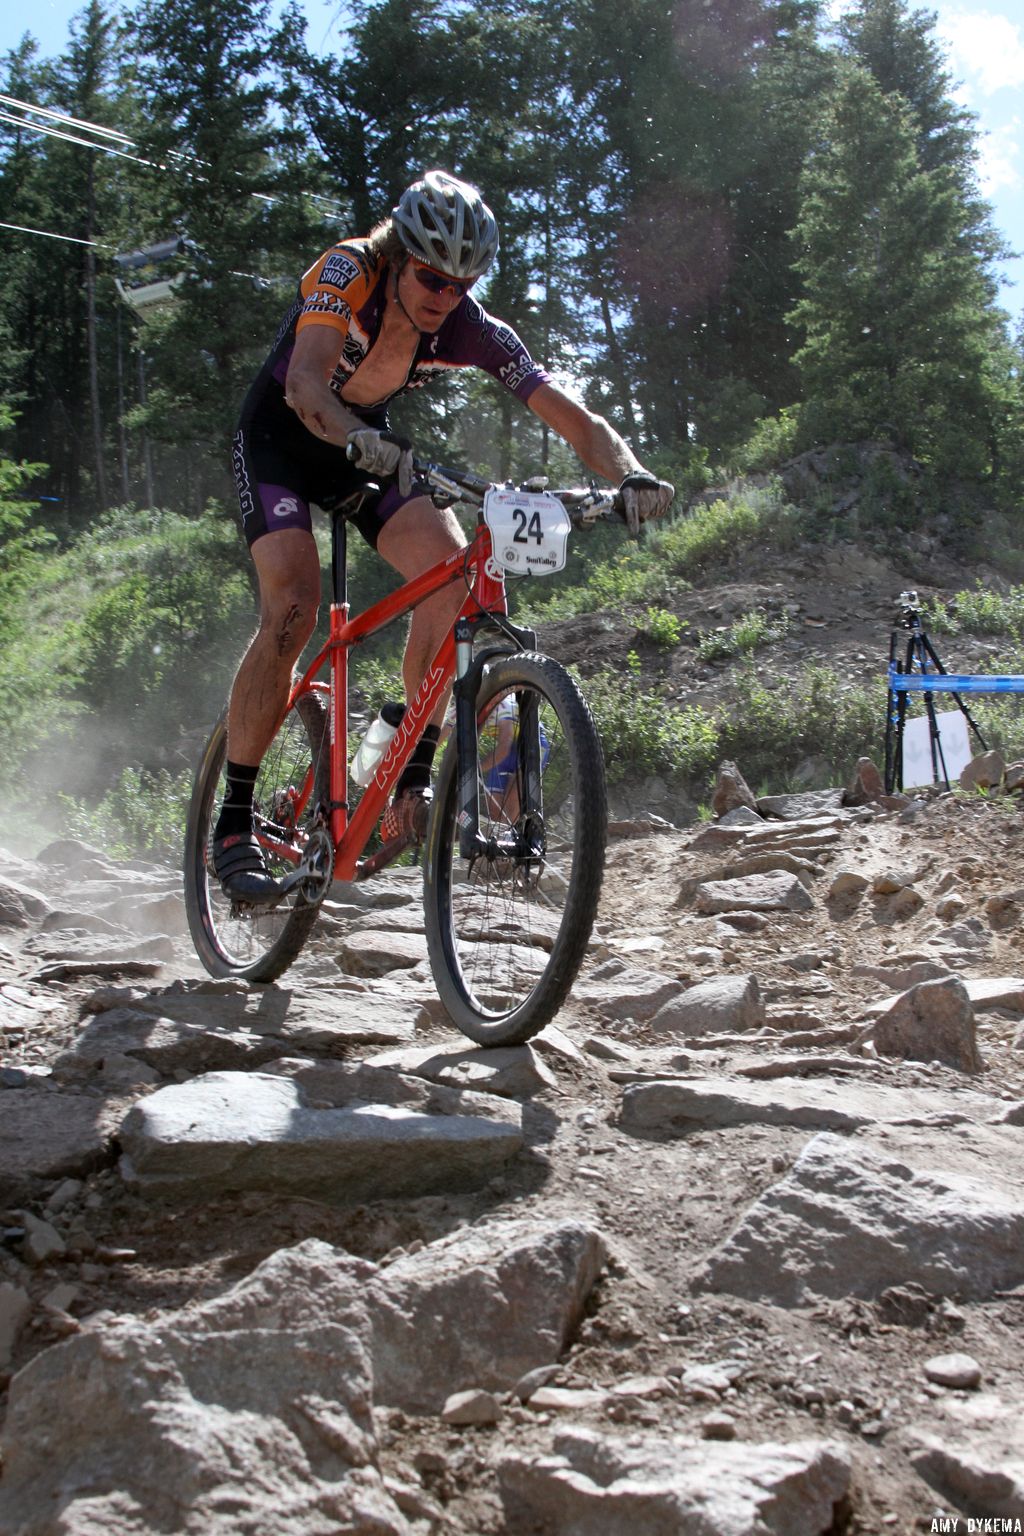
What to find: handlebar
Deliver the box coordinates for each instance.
[411,457,625,529]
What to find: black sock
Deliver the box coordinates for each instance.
[396,725,441,796]
[214,760,259,840]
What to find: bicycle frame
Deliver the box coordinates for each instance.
[266,512,509,883]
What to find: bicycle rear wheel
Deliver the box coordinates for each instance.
[184,690,330,982]
[423,652,607,1045]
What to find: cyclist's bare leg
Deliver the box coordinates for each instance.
[377,497,467,726]
[227,528,321,764]
[214,528,320,899]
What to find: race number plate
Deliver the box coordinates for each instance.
[483,488,570,576]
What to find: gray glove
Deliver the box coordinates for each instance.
[346,428,415,498]
[618,471,675,536]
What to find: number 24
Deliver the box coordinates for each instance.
[513,507,543,545]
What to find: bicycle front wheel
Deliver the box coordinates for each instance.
[423,653,607,1045]
[184,690,330,982]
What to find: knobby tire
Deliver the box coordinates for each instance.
[422,652,607,1045]
[184,690,329,982]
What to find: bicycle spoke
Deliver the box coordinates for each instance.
[424,655,606,1044]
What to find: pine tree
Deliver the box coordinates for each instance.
[789,63,1010,480]
[129,0,321,492]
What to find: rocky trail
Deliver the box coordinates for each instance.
[2,773,1024,1534]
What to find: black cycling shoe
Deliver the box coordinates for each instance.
[212,832,282,903]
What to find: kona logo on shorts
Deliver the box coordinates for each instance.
[272,497,299,519]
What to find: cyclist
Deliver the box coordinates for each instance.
[215,169,674,900]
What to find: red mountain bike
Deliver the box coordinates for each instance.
[184,459,621,1045]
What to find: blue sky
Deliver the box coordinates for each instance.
[4,0,1023,325]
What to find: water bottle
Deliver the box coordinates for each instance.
[350,701,405,786]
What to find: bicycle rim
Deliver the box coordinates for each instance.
[184,691,329,981]
[423,653,607,1045]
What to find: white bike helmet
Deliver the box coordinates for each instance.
[392,171,499,280]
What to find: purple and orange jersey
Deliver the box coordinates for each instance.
[257,237,551,410]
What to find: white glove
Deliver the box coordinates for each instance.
[346,428,415,498]
[618,472,675,536]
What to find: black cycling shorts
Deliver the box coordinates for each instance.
[231,383,424,551]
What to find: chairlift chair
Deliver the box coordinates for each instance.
[113,235,188,317]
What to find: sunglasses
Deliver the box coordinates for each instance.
[410,259,476,297]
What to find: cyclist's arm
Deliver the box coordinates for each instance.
[526,382,645,483]
[284,323,367,447]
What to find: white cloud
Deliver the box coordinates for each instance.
[936,8,1024,97]
[976,117,1023,196]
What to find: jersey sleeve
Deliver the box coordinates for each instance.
[296,242,376,340]
[453,298,552,404]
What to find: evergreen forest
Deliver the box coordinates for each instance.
[2,0,1023,850]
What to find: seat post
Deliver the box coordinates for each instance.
[331,510,348,608]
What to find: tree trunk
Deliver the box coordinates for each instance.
[599,293,639,451]
[85,162,107,508]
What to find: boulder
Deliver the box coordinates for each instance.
[696,1126,1024,1305]
[960,750,1006,792]
[859,976,982,1073]
[648,975,765,1037]
[711,760,757,817]
[0,1241,408,1536]
[0,877,49,928]
[0,1088,122,1197]
[370,1218,606,1411]
[498,1427,850,1536]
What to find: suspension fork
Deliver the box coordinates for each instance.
[452,618,539,860]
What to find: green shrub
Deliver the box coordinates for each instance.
[639,607,686,648]
[59,766,193,861]
[923,584,1024,639]
[696,608,789,661]
[578,661,719,786]
[729,406,800,473]
[719,663,884,786]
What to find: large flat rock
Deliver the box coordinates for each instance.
[61,981,418,1079]
[499,1426,850,1536]
[619,1074,1002,1136]
[366,1041,556,1098]
[696,1126,1024,1305]
[695,872,815,914]
[119,1066,523,1198]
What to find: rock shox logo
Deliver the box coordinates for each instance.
[320,251,361,291]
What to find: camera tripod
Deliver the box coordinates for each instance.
[884,590,987,793]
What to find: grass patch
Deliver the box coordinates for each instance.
[696,608,790,662]
[923,584,1024,639]
[718,663,885,787]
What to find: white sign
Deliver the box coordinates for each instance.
[483,488,570,576]
[902,709,972,788]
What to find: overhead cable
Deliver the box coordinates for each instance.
[0,108,154,165]
[1,93,348,220]
[0,219,109,248]
[0,90,134,144]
